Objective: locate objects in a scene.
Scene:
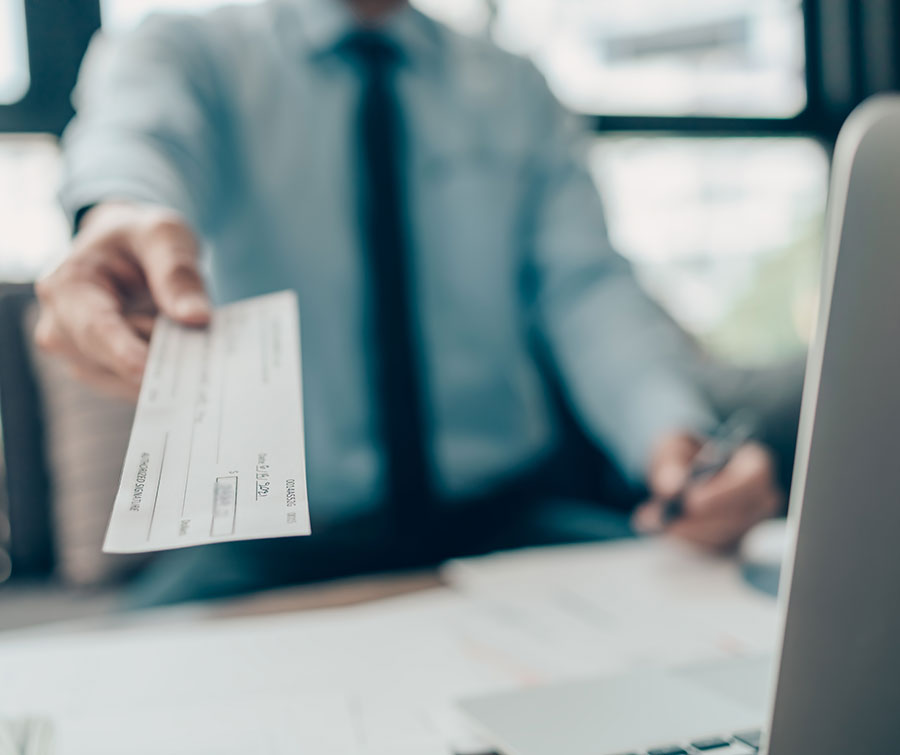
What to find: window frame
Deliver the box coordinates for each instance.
[589,0,899,144]
[0,0,101,134]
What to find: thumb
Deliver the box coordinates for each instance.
[653,456,690,499]
[635,435,697,535]
[632,500,665,534]
[634,454,690,535]
[649,436,697,499]
[133,214,210,325]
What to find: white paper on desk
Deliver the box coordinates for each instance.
[0,542,778,754]
[442,539,779,675]
[103,290,310,553]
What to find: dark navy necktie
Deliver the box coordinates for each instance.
[344,32,434,534]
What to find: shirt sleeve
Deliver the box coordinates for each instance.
[58,14,226,235]
[520,65,719,484]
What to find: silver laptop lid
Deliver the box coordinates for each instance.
[764,96,900,755]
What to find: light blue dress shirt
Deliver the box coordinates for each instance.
[59,0,717,526]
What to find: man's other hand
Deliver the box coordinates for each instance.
[35,202,210,399]
[632,431,783,550]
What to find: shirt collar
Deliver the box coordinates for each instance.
[297,0,443,68]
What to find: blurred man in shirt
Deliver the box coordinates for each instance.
[34,0,782,602]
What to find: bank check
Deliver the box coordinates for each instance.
[103,290,310,553]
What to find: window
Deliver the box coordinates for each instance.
[0,136,68,280]
[590,137,827,364]
[417,0,825,364]
[0,0,30,104]
[416,0,807,117]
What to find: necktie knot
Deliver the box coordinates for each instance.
[341,31,402,72]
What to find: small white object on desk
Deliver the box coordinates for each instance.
[740,518,789,572]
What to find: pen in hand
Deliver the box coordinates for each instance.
[659,409,759,526]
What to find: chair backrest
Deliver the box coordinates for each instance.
[0,284,54,578]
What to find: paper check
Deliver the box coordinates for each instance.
[103,290,310,553]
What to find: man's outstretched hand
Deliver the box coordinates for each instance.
[35,202,210,399]
[632,431,783,550]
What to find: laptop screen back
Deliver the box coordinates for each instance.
[766,96,900,755]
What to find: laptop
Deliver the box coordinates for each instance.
[459,95,900,755]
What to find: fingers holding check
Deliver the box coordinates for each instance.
[134,212,210,325]
[35,266,148,382]
[35,202,210,398]
[633,432,783,551]
[36,311,157,400]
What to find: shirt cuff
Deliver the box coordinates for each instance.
[59,138,203,234]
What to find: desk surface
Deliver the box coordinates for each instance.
[215,570,443,619]
[0,538,779,755]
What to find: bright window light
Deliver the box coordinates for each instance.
[0,0,30,104]
[0,136,69,281]
[417,0,806,118]
[591,136,828,363]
